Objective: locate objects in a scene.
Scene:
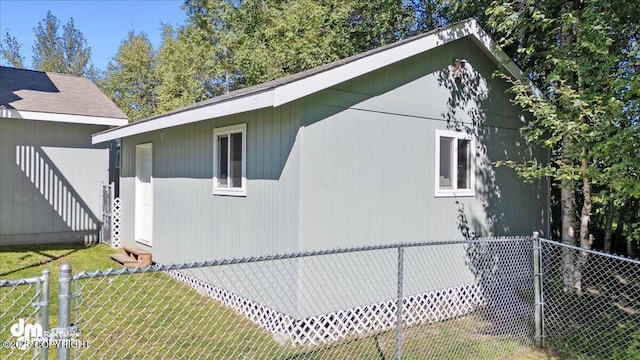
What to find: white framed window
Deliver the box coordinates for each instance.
[435,129,474,197]
[213,123,247,196]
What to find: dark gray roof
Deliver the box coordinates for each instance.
[0,66,127,119]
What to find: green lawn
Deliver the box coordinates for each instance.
[0,243,119,279]
[1,244,557,359]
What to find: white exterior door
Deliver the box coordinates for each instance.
[135,143,153,245]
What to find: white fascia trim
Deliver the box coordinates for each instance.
[1,108,128,126]
[92,19,531,144]
[465,21,523,79]
[271,19,534,107]
[467,20,543,96]
[92,90,274,144]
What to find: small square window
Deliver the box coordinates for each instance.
[435,130,474,197]
[213,124,246,196]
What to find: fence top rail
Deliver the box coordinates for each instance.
[540,238,640,265]
[73,236,532,279]
[0,275,44,287]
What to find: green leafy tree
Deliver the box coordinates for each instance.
[109,0,415,114]
[156,23,223,113]
[32,11,63,72]
[32,11,92,76]
[486,0,640,287]
[345,0,415,51]
[0,32,25,67]
[99,31,159,121]
[410,0,495,34]
[60,18,91,75]
[230,0,351,86]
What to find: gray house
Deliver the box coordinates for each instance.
[0,67,128,245]
[93,20,549,344]
[94,19,549,262]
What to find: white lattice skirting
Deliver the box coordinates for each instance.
[111,198,121,248]
[168,270,485,346]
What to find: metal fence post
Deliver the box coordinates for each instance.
[533,231,544,347]
[41,269,50,360]
[58,263,72,360]
[395,245,404,360]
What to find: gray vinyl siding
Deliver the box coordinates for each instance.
[298,37,548,250]
[292,38,548,316]
[117,37,549,318]
[119,106,302,315]
[0,118,109,245]
[119,104,301,265]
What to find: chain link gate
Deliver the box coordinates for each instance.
[99,183,114,248]
[99,182,121,249]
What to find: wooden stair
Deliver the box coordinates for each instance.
[110,246,152,268]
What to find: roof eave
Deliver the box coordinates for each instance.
[92,18,534,144]
[1,108,128,126]
[92,89,275,144]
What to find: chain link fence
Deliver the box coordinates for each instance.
[2,236,639,359]
[541,239,640,359]
[0,271,50,360]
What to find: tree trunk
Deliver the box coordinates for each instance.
[627,199,639,257]
[604,199,614,253]
[574,149,593,294]
[615,204,626,240]
[561,172,577,294]
[627,240,635,258]
[225,70,230,94]
[558,1,580,294]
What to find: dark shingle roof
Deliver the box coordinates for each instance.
[0,66,127,119]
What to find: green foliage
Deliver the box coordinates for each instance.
[99,31,160,121]
[0,32,25,68]
[551,317,640,360]
[486,0,640,242]
[195,0,415,88]
[411,0,493,34]
[60,17,92,75]
[104,0,416,120]
[230,0,350,86]
[32,11,93,76]
[155,22,225,112]
[612,329,640,360]
[32,11,63,72]
[344,0,415,52]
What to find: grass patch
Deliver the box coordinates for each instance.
[0,243,119,279]
[1,244,556,359]
[541,252,640,360]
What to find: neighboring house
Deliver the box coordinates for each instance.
[92,19,549,343]
[0,67,128,245]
